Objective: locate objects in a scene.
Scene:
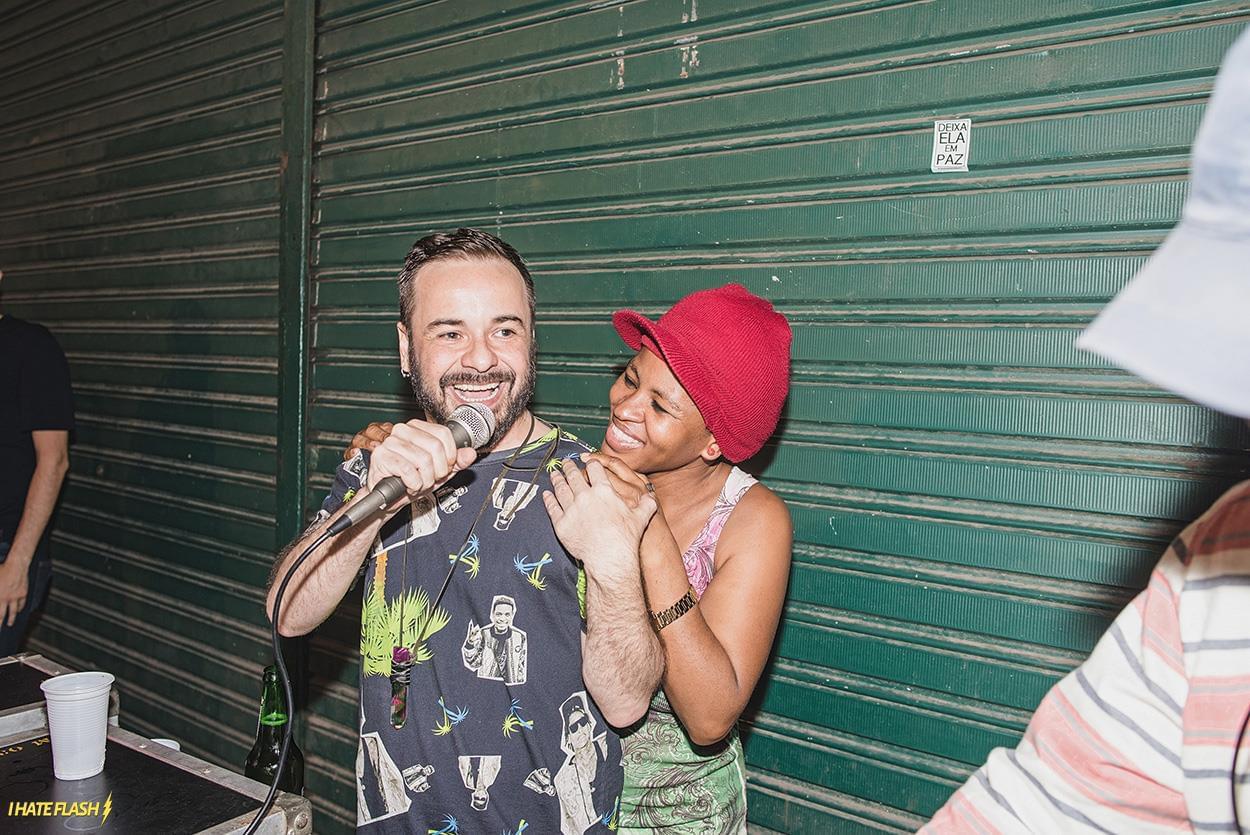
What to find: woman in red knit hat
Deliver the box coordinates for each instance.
[345,284,793,833]
[543,283,794,834]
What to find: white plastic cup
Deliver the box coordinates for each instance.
[40,671,115,780]
[151,738,180,751]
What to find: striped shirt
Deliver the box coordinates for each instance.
[922,480,1250,834]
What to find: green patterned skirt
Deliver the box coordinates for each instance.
[618,691,748,834]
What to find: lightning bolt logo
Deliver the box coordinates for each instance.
[101,793,113,825]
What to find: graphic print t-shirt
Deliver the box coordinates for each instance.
[318,428,623,834]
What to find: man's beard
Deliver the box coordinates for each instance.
[406,342,536,449]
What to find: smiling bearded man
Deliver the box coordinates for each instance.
[267,228,656,834]
[395,233,537,449]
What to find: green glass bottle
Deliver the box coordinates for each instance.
[244,665,305,794]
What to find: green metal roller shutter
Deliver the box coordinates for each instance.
[308,2,1250,832]
[0,0,287,781]
[2,2,1247,833]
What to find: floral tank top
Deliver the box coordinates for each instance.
[619,467,757,834]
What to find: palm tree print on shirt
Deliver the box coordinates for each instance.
[502,699,534,737]
[427,814,459,834]
[448,533,481,579]
[513,552,552,591]
[433,696,469,736]
[360,556,451,678]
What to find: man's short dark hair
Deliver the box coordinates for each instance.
[397,228,534,326]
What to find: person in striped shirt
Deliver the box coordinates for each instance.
[922,26,1250,835]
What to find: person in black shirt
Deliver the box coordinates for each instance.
[0,270,74,656]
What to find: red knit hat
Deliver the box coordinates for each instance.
[612,284,792,463]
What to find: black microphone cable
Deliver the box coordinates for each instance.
[242,525,333,835]
[243,403,495,833]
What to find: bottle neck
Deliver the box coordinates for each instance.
[256,667,289,740]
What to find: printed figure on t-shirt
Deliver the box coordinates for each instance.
[437,483,469,514]
[490,478,539,531]
[554,691,610,835]
[458,755,502,811]
[461,594,527,684]
[357,727,411,824]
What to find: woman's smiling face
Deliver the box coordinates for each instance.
[602,347,717,474]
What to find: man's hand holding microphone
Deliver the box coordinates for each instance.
[329,404,495,535]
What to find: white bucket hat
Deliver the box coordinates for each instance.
[1076,28,1250,418]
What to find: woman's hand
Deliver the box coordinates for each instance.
[344,422,394,461]
[580,452,675,555]
[543,458,656,583]
[579,451,651,502]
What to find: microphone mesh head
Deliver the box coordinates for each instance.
[450,403,496,448]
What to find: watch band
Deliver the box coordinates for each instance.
[650,585,698,631]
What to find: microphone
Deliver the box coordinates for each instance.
[326,403,496,535]
[444,401,496,450]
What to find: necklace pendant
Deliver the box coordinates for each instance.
[390,646,414,729]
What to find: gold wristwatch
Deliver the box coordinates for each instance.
[650,586,698,631]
